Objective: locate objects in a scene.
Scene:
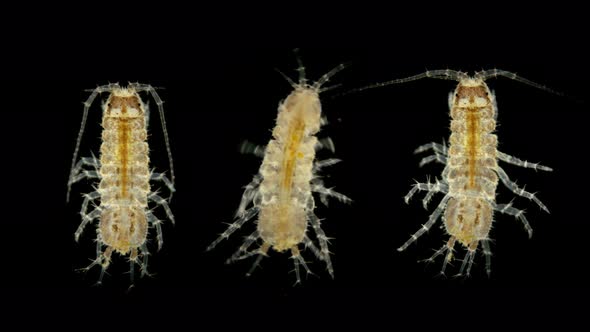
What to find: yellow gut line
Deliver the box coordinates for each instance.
[281,117,305,192]
[275,115,306,226]
[466,108,479,188]
[117,118,130,198]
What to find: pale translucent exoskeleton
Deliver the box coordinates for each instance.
[207,56,351,284]
[67,83,175,285]
[353,69,556,277]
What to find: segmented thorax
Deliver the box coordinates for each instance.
[445,78,499,246]
[99,89,151,254]
[258,86,321,252]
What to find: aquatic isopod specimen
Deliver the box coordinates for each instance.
[357,69,554,276]
[67,83,175,285]
[207,56,351,284]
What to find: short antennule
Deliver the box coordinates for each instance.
[314,62,349,91]
[276,50,348,92]
[293,48,307,86]
[275,68,298,89]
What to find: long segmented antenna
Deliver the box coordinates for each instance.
[343,69,466,96]
[476,69,564,96]
[132,83,176,202]
[67,83,120,202]
[343,68,563,96]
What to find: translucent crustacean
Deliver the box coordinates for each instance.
[67,83,175,285]
[207,55,351,284]
[354,69,555,276]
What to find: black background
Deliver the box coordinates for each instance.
[1,17,588,326]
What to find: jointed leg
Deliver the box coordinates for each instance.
[422,180,447,209]
[79,242,113,286]
[226,230,260,264]
[149,192,175,224]
[236,174,262,218]
[457,241,478,277]
[496,166,549,212]
[311,178,329,206]
[481,239,492,277]
[69,170,100,185]
[419,153,447,167]
[414,142,447,155]
[78,234,104,273]
[69,156,101,183]
[313,158,341,172]
[405,180,448,204]
[398,195,451,252]
[315,137,335,153]
[291,246,313,285]
[498,151,553,171]
[309,213,334,278]
[139,244,152,278]
[129,248,139,286]
[68,158,101,200]
[75,206,101,242]
[239,140,266,158]
[311,184,352,205]
[151,172,176,195]
[207,207,259,251]
[494,202,533,238]
[80,191,100,219]
[97,247,113,285]
[147,211,164,250]
[246,242,270,277]
[420,236,456,276]
[303,235,325,263]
